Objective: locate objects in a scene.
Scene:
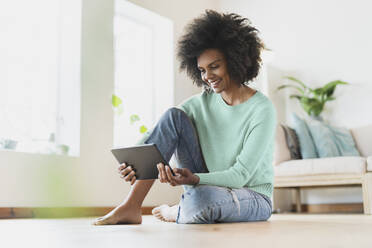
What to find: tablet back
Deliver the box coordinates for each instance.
[111,144,168,180]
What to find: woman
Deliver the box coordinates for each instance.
[93,10,276,225]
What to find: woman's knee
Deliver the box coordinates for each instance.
[159,107,190,132]
[163,107,185,119]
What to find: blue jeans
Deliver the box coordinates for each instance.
[144,107,273,224]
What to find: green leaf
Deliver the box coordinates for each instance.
[313,87,324,96]
[283,76,308,91]
[130,114,140,124]
[326,96,336,101]
[322,80,348,97]
[112,94,123,108]
[277,84,304,94]
[139,125,148,134]
[289,94,303,100]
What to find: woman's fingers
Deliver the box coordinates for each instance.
[130,175,136,185]
[124,170,136,182]
[157,163,170,183]
[117,163,137,184]
[120,166,133,178]
[157,163,166,182]
[118,163,126,172]
[165,166,178,185]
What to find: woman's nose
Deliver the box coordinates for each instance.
[204,70,214,81]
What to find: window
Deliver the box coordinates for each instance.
[0,0,81,156]
[113,0,173,148]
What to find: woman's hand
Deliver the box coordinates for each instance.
[157,163,200,186]
[118,163,137,185]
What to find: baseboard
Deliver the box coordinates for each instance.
[0,206,155,219]
[290,203,363,213]
[2,203,363,218]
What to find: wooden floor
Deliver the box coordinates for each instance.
[1,214,372,248]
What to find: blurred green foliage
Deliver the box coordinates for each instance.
[111,94,148,134]
[277,76,348,117]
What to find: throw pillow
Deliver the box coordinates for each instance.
[306,118,360,158]
[281,124,302,159]
[291,113,318,159]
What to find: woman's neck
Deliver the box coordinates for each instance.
[220,84,256,106]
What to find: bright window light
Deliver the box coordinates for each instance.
[0,0,81,156]
[113,0,173,148]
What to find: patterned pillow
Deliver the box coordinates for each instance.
[281,124,302,159]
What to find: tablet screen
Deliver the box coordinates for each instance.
[111,143,174,180]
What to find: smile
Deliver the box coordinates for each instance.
[209,79,221,88]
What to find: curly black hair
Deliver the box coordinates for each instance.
[177,10,265,91]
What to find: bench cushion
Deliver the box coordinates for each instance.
[274,156,366,177]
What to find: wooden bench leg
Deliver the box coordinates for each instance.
[295,187,301,213]
[362,173,372,215]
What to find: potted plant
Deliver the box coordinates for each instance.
[277,76,348,119]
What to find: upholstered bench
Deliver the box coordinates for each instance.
[273,124,372,214]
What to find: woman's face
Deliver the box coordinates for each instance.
[197,49,235,94]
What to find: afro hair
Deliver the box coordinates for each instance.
[177,10,265,91]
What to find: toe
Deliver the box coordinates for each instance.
[92,220,101,225]
[152,204,168,214]
[152,208,159,215]
[93,219,104,225]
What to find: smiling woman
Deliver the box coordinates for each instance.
[94,10,276,225]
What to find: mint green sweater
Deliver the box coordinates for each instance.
[136,90,276,199]
[177,91,276,199]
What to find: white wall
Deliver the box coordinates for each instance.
[0,0,219,207]
[219,0,372,207]
[127,0,218,105]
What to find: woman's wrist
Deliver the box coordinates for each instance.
[192,174,200,185]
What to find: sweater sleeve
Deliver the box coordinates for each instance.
[195,104,276,188]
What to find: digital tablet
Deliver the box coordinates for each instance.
[111,143,175,180]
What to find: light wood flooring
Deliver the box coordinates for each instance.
[1,214,372,248]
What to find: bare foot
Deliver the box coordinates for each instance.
[152,204,179,222]
[92,204,142,225]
